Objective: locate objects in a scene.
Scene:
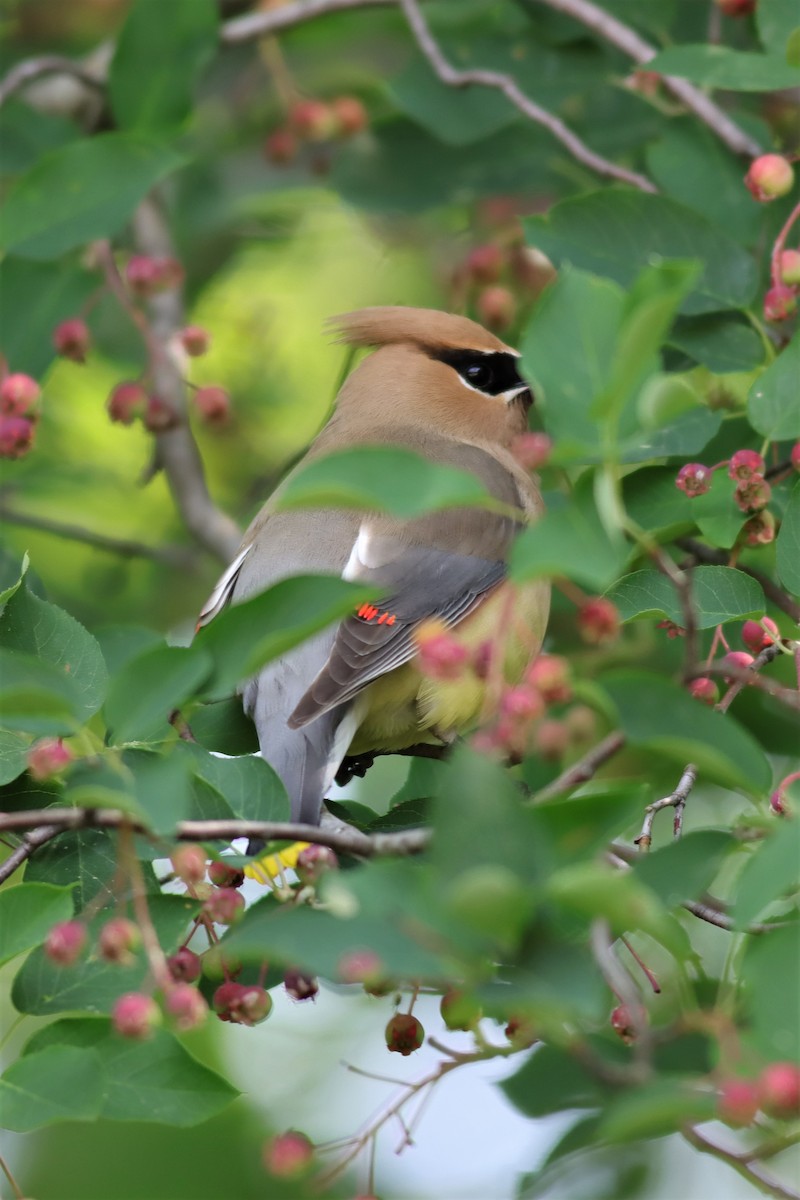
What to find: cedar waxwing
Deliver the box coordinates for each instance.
[197,307,550,825]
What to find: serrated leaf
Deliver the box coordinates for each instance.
[647,44,800,91]
[105,644,213,745]
[0,649,84,734]
[23,828,121,912]
[125,748,193,836]
[0,883,74,966]
[606,566,764,628]
[511,480,628,591]
[668,314,765,373]
[748,335,800,440]
[623,467,693,536]
[776,481,800,596]
[0,1045,103,1131]
[0,729,29,785]
[181,742,289,823]
[389,55,516,146]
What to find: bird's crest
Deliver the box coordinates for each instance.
[329,306,510,355]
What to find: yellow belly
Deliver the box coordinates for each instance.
[347,578,550,755]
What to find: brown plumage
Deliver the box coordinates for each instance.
[197,306,549,827]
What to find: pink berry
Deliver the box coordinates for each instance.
[296,844,338,886]
[500,684,545,723]
[97,917,141,965]
[331,95,368,136]
[53,317,90,363]
[125,255,184,296]
[193,385,230,426]
[763,284,797,323]
[577,598,621,645]
[385,1013,424,1056]
[477,285,516,331]
[207,860,245,889]
[721,650,755,682]
[675,462,712,497]
[165,983,208,1031]
[780,249,800,287]
[263,127,297,165]
[791,442,800,473]
[745,155,795,202]
[284,968,319,1002]
[564,704,597,743]
[143,394,179,432]
[770,788,788,816]
[171,844,207,886]
[743,510,776,546]
[107,381,148,426]
[465,243,505,284]
[532,718,569,761]
[734,475,771,513]
[338,949,384,986]
[213,981,272,1026]
[26,737,73,780]
[511,432,551,471]
[0,372,40,417]
[112,992,162,1039]
[728,449,765,481]
[718,1078,759,1127]
[204,887,245,926]
[44,920,87,967]
[689,677,719,706]
[715,0,756,14]
[415,622,469,681]
[758,1063,800,1119]
[525,654,571,703]
[741,617,779,654]
[263,1131,314,1178]
[167,947,202,983]
[289,99,338,141]
[611,1004,636,1043]
[0,415,35,459]
[179,325,211,357]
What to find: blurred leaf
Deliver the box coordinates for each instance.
[531,784,647,869]
[105,644,213,745]
[748,335,800,440]
[0,883,74,966]
[502,1045,605,1117]
[125,749,193,836]
[623,467,693,537]
[647,45,800,90]
[276,446,494,517]
[619,406,721,464]
[62,759,148,822]
[93,625,164,675]
[757,0,800,54]
[634,831,734,907]
[24,828,123,912]
[526,192,757,315]
[188,697,259,756]
[0,1045,103,1131]
[0,257,96,377]
[742,924,800,1060]
[195,574,374,695]
[0,102,80,174]
[25,1019,238,1126]
[110,0,218,133]
[0,729,29,784]
[599,1080,715,1142]
[0,133,185,260]
[0,649,85,734]
[733,822,800,927]
[181,742,289,823]
[603,671,771,795]
[511,482,628,591]
[776,481,800,595]
[389,56,516,145]
[690,470,746,549]
[668,314,765,373]
[606,566,764,628]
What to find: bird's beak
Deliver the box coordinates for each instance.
[506,383,533,411]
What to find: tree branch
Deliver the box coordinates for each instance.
[528,0,763,158]
[530,730,627,803]
[682,1123,800,1200]
[0,826,61,886]
[635,763,697,851]
[221,0,398,43]
[0,54,104,108]
[399,0,657,193]
[0,504,197,569]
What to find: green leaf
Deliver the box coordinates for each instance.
[0,883,74,966]
[525,191,757,316]
[599,1080,716,1142]
[275,446,495,518]
[510,482,628,591]
[748,334,800,440]
[0,133,185,260]
[93,625,164,675]
[195,574,374,695]
[606,566,764,629]
[776,481,800,596]
[647,45,800,91]
[24,828,122,912]
[104,644,213,744]
[0,102,80,173]
[620,407,722,465]
[623,467,693,538]
[186,696,259,756]
[0,257,97,378]
[110,0,218,133]
[24,1019,238,1127]
[668,314,765,374]
[742,925,800,1060]
[758,0,800,55]
[603,671,771,796]
[125,749,193,836]
[690,470,746,550]
[62,759,148,822]
[0,581,107,725]
[0,649,85,734]
[182,743,289,823]
[0,729,29,785]
[502,1045,605,1117]
[733,822,800,927]
[0,1045,103,1131]
[389,55,516,146]
[634,831,734,906]
[531,783,650,869]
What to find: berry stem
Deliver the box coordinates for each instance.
[770,199,800,289]
[0,1153,25,1200]
[118,823,172,992]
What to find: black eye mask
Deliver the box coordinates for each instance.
[432,348,527,396]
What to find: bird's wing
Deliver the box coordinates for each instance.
[288,504,516,729]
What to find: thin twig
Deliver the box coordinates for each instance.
[682,1123,800,1200]
[0,55,104,107]
[0,505,197,569]
[528,0,762,158]
[530,731,626,803]
[635,763,697,851]
[399,0,657,193]
[714,642,792,714]
[590,918,651,1074]
[221,0,397,43]
[0,825,61,886]
[650,548,699,683]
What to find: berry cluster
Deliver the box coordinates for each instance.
[0,368,42,460]
[454,225,556,333]
[689,617,780,707]
[717,1062,800,1126]
[742,154,799,323]
[676,444,800,547]
[264,95,368,170]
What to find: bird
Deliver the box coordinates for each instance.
[196,306,550,827]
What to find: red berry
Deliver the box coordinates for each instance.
[331,95,368,136]
[564,704,597,743]
[53,317,90,363]
[385,1013,424,1056]
[500,684,545,723]
[0,373,40,417]
[107,381,148,426]
[296,844,338,886]
[125,255,184,296]
[213,981,272,1025]
[675,462,712,497]
[208,860,245,889]
[741,617,779,654]
[718,1078,759,1126]
[715,0,756,15]
[759,1062,800,1118]
[689,677,719,706]
[525,654,571,703]
[165,983,208,1031]
[734,475,771,513]
[193,385,230,426]
[611,1004,636,1043]
[770,789,789,816]
[477,285,516,331]
[728,449,765,481]
[167,947,202,983]
[26,737,73,780]
[289,99,338,141]
[98,917,141,965]
[792,442,800,473]
[721,650,755,682]
[338,949,384,986]
[532,718,569,761]
[179,325,211,357]
[577,598,620,645]
[763,284,797,322]
[780,249,800,287]
[511,432,551,471]
[264,126,297,165]
[284,967,319,1001]
[263,1131,314,1178]
[465,243,505,284]
[440,989,482,1032]
[743,510,776,546]
[171,844,207,886]
[143,394,179,433]
[745,155,795,202]
[414,621,469,681]
[113,992,162,1040]
[204,887,245,926]
[44,920,87,967]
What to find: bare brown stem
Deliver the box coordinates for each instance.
[682,1123,800,1200]
[0,825,61,886]
[635,763,697,851]
[0,504,196,569]
[530,731,627,803]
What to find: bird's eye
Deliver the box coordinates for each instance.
[465,361,493,389]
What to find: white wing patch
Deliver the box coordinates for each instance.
[341,524,377,581]
[196,545,251,630]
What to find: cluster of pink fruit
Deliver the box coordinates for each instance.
[677,445,800,547]
[0,367,42,460]
[264,95,368,168]
[743,154,799,323]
